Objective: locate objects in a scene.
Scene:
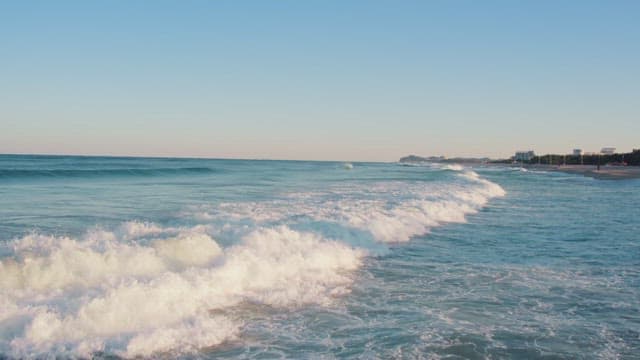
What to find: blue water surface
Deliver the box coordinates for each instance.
[0,155,638,359]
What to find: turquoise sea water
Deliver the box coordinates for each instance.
[0,155,638,359]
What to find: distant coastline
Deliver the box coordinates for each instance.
[399,155,640,180]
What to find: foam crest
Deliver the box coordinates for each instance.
[1,226,222,293]
[351,198,475,243]
[2,225,363,357]
[1,235,164,291]
[124,316,241,358]
[224,226,364,306]
[443,164,464,171]
[118,221,166,239]
[184,173,506,244]
[153,232,222,269]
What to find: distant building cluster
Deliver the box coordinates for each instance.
[514,147,620,160]
[507,146,639,166]
[514,150,535,161]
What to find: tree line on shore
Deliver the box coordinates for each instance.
[494,149,640,166]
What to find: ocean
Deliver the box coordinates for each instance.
[0,155,638,359]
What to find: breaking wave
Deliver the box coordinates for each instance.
[1,225,363,358]
[192,169,505,244]
[0,169,505,357]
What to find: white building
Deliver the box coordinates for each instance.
[601,147,616,155]
[514,150,535,161]
[573,149,583,156]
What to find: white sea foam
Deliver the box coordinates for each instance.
[125,316,241,357]
[118,221,166,239]
[0,226,221,292]
[185,170,505,243]
[341,172,504,243]
[1,171,505,357]
[1,225,363,357]
[442,164,464,171]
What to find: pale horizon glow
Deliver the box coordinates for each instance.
[1,1,639,162]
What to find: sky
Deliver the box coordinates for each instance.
[1,1,639,161]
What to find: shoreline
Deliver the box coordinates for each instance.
[516,164,640,180]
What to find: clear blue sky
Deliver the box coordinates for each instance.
[1,1,638,161]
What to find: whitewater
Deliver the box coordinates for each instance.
[0,155,638,359]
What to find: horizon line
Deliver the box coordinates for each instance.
[0,152,397,164]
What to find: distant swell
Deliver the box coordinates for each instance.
[0,167,218,179]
